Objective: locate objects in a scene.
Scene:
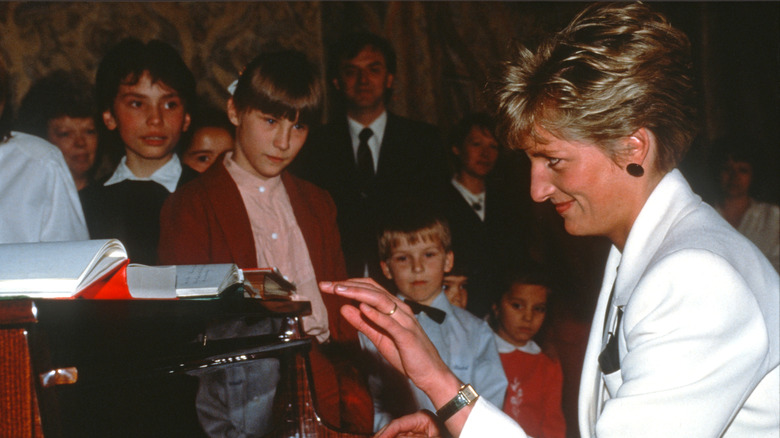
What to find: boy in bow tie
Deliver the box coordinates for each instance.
[359,201,507,431]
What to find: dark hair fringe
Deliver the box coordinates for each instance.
[231,50,322,126]
[16,70,97,140]
[95,38,196,114]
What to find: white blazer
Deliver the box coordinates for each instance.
[460,169,779,437]
[579,169,779,437]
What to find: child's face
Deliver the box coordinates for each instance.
[183,126,234,173]
[454,126,499,179]
[443,275,468,309]
[102,71,190,166]
[228,100,308,180]
[494,283,548,347]
[380,237,453,305]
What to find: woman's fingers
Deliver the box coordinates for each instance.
[320,278,453,396]
[331,285,409,371]
[375,411,442,438]
[320,278,399,314]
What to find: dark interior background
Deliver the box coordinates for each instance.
[1,3,777,436]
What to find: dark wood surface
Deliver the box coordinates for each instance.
[0,295,311,438]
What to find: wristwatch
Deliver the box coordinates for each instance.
[436,383,479,421]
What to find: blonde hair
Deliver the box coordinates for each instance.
[378,220,451,261]
[491,2,697,173]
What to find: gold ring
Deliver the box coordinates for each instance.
[383,302,398,316]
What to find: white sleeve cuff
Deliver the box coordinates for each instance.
[460,397,528,437]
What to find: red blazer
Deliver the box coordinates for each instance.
[158,158,372,431]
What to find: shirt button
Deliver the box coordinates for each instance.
[271,233,278,240]
[258,186,266,193]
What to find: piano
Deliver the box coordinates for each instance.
[0,292,371,437]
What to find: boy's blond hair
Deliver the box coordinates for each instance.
[377,201,451,261]
[378,221,451,261]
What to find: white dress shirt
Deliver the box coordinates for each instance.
[347,111,387,171]
[0,132,88,243]
[451,177,487,221]
[716,199,780,272]
[104,154,183,193]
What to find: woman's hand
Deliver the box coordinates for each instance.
[375,411,442,438]
[320,278,476,437]
[318,279,458,402]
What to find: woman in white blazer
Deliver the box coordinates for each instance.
[320,3,779,437]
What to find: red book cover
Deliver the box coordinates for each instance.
[74,259,132,300]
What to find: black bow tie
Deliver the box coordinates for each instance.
[404,299,446,324]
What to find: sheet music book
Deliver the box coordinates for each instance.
[0,239,128,298]
[126,265,294,299]
[242,267,296,299]
[126,263,244,299]
[0,238,294,300]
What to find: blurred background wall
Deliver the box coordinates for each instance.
[1,2,777,204]
[1,2,777,196]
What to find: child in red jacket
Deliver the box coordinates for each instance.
[490,267,566,438]
[159,50,371,435]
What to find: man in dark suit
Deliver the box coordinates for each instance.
[291,32,448,281]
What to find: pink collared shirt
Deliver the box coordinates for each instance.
[224,153,330,342]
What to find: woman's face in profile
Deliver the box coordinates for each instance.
[719,158,752,199]
[524,128,631,241]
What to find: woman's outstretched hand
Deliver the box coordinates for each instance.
[319,278,473,437]
[318,278,453,396]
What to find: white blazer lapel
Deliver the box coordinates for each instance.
[578,170,701,437]
[579,248,621,437]
[614,169,700,304]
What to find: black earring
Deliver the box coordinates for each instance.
[627,163,644,177]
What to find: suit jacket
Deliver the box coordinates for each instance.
[158,158,373,432]
[439,180,534,317]
[80,164,199,265]
[290,112,448,279]
[458,169,780,438]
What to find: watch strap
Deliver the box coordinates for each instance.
[436,383,479,421]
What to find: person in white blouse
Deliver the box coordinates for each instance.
[320,3,779,437]
[713,138,780,273]
[0,57,88,244]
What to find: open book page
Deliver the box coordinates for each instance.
[126,265,177,299]
[175,264,243,297]
[126,263,243,299]
[0,239,127,298]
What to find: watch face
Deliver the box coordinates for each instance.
[461,384,478,403]
[437,384,479,421]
